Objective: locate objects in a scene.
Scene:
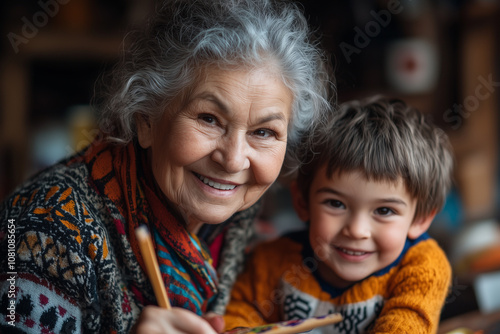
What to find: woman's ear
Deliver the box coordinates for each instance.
[136,115,153,149]
[290,181,310,222]
[408,209,437,240]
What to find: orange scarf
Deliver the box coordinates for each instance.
[79,139,218,314]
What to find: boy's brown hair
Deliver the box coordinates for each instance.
[296,96,454,221]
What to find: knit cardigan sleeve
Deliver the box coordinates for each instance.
[371,239,452,333]
[0,173,99,333]
[0,164,144,333]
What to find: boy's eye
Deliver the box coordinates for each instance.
[323,199,345,209]
[376,207,394,216]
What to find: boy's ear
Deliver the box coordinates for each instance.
[290,181,310,222]
[136,115,153,149]
[408,209,437,240]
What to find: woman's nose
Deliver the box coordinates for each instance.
[342,214,371,239]
[212,132,251,173]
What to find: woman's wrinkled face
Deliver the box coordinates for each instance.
[137,66,293,233]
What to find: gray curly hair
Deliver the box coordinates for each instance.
[96,0,335,171]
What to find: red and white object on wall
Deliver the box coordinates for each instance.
[386,38,439,94]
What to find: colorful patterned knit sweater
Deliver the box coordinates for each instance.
[224,230,451,333]
[0,141,258,333]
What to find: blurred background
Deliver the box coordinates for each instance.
[0,0,499,331]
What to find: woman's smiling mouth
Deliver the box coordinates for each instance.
[195,173,237,190]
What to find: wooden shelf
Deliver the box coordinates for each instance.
[16,30,124,59]
[0,30,124,199]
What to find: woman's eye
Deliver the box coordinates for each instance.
[253,128,276,138]
[376,207,394,216]
[199,114,217,124]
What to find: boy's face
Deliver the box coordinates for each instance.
[292,166,433,288]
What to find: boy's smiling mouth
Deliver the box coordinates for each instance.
[335,246,371,256]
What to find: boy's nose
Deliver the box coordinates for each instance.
[342,214,371,239]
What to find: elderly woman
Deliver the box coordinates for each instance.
[0,0,334,333]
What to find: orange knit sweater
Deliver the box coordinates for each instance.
[224,231,451,333]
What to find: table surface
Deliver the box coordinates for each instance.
[438,309,500,334]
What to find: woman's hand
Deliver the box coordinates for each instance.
[131,306,225,334]
[203,312,225,333]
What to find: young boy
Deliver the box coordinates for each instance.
[223,96,454,333]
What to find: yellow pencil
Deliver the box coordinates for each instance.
[135,225,172,310]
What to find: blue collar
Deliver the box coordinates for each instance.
[288,229,430,298]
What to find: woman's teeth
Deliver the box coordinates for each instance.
[198,175,236,190]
